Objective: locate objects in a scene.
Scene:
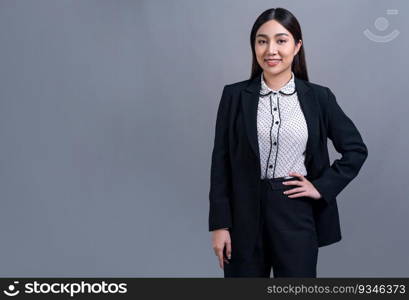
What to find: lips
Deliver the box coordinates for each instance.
[265,59,281,67]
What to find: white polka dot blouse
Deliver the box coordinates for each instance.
[257,72,308,179]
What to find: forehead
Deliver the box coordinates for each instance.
[256,19,292,38]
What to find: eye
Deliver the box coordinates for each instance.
[277,39,287,44]
[257,40,267,45]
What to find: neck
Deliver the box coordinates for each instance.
[262,69,292,91]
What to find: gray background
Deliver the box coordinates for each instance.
[0,0,408,277]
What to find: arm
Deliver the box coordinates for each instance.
[208,85,233,231]
[311,88,368,205]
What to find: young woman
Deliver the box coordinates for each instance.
[208,8,368,278]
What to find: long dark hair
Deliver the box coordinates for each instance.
[250,8,309,81]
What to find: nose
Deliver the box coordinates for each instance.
[267,42,278,55]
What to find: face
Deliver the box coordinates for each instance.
[254,19,302,76]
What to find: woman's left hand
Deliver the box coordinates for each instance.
[282,172,322,200]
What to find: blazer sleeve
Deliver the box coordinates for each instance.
[311,87,368,206]
[208,85,233,231]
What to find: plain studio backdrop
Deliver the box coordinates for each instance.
[0,0,408,277]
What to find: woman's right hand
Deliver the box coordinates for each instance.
[211,228,232,269]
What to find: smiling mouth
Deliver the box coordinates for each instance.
[265,59,282,66]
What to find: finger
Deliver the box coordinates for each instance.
[288,192,308,198]
[225,242,232,260]
[283,187,304,195]
[217,249,224,269]
[216,248,224,259]
[282,180,303,186]
[289,172,305,181]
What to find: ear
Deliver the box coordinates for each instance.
[294,39,302,56]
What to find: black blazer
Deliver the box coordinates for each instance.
[208,74,368,259]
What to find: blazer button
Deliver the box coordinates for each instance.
[273,142,277,145]
[269,165,273,168]
[275,121,279,124]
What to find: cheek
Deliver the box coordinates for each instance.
[281,48,296,62]
[255,45,264,56]
[255,47,265,61]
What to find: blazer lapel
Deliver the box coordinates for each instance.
[294,77,319,171]
[241,75,261,161]
[241,74,319,172]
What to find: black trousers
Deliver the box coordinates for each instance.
[224,176,319,278]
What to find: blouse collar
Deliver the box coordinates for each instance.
[260,71,296,96]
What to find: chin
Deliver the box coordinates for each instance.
[263,68,284,76]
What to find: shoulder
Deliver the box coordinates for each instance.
[216,79,252,106]
[298,78,337,109]
[299,79,332,98]
[223,79,251,93]
[305,81,328,92]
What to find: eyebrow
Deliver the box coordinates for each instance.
[256,33,289,39]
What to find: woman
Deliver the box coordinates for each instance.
[208,8,368,278]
